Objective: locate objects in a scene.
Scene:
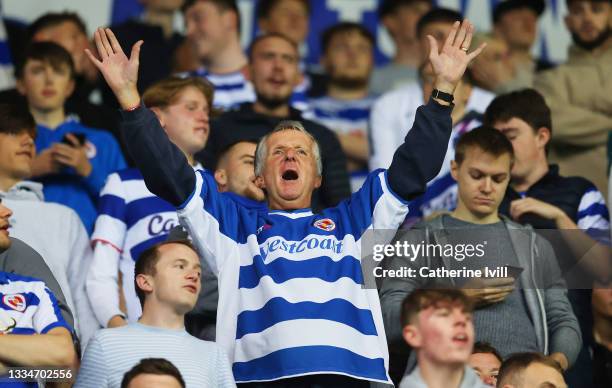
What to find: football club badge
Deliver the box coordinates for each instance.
[3,294,26,312]
[314,218,336,232]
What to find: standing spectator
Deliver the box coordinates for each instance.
[371,0,432,94]
[398,289,489,388]
[0,202,73,329]
[369,8,494,172]
[535,0,612,198]
[199,33,351,210]
[497,352,567,388]
[88,76,213,329]
[121,358,186,388]
[592,285,612,388]
[180,0,252,110]
[0,103,97,344]
[306,22,376,191]
[17,42,126,233]
[380,128,581,372]
[104,0,185,108]
[87,20,483,385]
[469,342,503,387]
[0,271,77,383]
[76,240,235,388]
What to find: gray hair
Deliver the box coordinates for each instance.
[254,120,323,176]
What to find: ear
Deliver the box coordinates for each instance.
[15,79,26,96]
[402,324,421,348]
[536,126,551,149]
[64,78,75,99]
[314,174,322,189]
[255,175,266,189]
[214,168,228,188]
[135,273,153,296]
[450,160,459,181]
[150,107,166,128]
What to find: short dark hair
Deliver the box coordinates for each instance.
[16,41,75,80]
[215,140,258,169]
[401,289,474,327]
[493,0,545,24]
[182,0,241,32]
[378,0,433,19]
[256,0,310,20]
[483,88,553,136]
[321,22,375,54]
[134,239,197,307]
[416,8,463,38]
[27,12,87,42]
[454,126,515,166]
[248,32,299,62]
[497,352,564,387]
[121,358,186,388]
[0,104,36,139]
[472,342,503,363]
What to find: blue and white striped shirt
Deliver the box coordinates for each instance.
[75,323,235,388]
[177,169,408,383]
[180,68,255,110]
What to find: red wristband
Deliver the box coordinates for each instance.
[124,101,141,112]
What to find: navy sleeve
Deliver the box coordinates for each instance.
[387,98,453,200]
[119,106,195,206]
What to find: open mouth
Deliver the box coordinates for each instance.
[452,333,469,344]
[282,169,299,181]
[183,285,197,294]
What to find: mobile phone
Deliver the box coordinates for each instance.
[505,265,524,279]
[61,133,86,147]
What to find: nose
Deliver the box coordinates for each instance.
[285,148,297,160]
[480,177,493,194]
[0,203,13,219]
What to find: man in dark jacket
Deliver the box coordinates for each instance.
[197,33,352,210]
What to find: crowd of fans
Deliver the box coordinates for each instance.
[0,0,610,387]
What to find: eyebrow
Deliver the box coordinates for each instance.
[173,258,202,270]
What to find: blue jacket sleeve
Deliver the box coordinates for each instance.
[387,98,453,200]
[118,106,195,206]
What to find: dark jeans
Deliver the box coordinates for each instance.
[237,374,371,388]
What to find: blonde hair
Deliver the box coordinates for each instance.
[142,76,215,113]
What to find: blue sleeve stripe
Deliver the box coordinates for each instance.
[44,288,69,331]
[235,297,377,339]
[578,203,610,221]
[239,255,363,289]
[7,328,36,335]
[40,321,71,334]
[232,345,387,382]
[124,197,176,229]
[382,170,410,205]
[97,194,126,220]
[130,235,170,262]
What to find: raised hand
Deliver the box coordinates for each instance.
[427,20,486,94]
[85,28,142,109]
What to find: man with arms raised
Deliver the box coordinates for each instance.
[86,21,484,386]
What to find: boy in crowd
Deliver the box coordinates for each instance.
[468,342,502,387]
[306,22,376,191]
[76,240,235,387]
[398,289,489,388]
[16,42,126,233]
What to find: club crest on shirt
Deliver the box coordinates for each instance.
[2,294,26,312]
[313,218,336,232]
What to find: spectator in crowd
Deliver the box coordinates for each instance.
[0,103,97,344]
[469,342,503,387]
[121,358,186,388]
[0,202,74,329]
[104,0,185,109]
[485,88,610,386]
[468,32,516,93]
[199,33,352,210]
[77,240,235,387]
[16,42,126,233]
[88,76,213,329]
[0,12,121,139]
[535,0,612,198]
[380,128,581,373]
[478,0,550,93]
[592,284,612,387]
[256,0,316,109]
[371,0,432,94]
[496,352,567,388]
[370,8,494,173]
[306,22,376,191]
[180,0,252,110]
[0,270,77,382]
[87,20,483,385]
[398,289,489,388]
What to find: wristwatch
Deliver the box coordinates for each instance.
[431,89,454,105]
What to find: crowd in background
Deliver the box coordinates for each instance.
[0,0,610,387]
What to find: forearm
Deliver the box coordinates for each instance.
[119,106,195,206]
[387,98,453,200]
[87,242,124,326]
[549,326,581,368]
[0,331,76,367]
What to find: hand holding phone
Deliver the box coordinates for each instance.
[61,133,86,147]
